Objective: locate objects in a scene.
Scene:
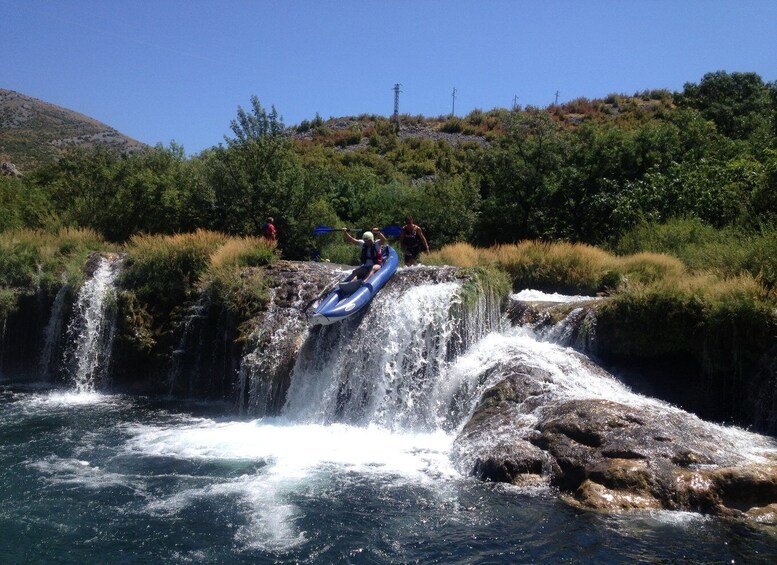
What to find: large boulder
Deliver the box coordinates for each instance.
[453,356,777,522]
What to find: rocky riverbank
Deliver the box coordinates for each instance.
[453,353,777,523]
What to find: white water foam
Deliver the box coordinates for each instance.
[22,390,119,408]
[446,325,777,464]
[64,256,121,393]
[29,455,141,491]
[511,289,602,303]
[123,417,457,550]
[283,282,465,429]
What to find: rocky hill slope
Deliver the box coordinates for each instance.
[0,89,147,175]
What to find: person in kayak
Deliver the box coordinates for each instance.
[399,215,429,266]
[342,228,386,283]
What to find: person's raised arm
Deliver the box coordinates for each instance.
[372,227,386,245]
[416,226,430,253]
[342,228,359,245]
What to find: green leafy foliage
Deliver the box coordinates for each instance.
[3,73,775,276]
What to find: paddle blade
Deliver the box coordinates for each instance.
[313,226,336,235]
[382,225,402,237]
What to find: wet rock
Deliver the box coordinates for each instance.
[745,502,777,525]
[454,356,777,521]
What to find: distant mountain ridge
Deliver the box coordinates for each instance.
[0,88,147,174]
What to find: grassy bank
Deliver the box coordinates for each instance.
[119,230,278,352]
[0,228,278,352]
[425,241,689,295]
[612,218,777,292]
[0,228,111,318]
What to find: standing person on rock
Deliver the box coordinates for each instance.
[262,217,277,242]
[399,215,429,266]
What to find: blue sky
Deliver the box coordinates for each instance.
[3,0,776,155]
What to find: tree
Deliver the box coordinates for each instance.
[476,110,567,243]
[679,71,772,140]
[225,96,285,147]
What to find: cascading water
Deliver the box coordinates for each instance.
[283,279,502,430]
[63,255,121,393]
[4,275,777,561]
[38,280,69,381]
[167,295,210,396]
[237,284,310,416]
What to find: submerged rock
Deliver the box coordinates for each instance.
[453,355,777,521]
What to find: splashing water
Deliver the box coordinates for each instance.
[63,256,121,393]
[283,281,502,430]
[237,285,310,416]
[5,272,777,560]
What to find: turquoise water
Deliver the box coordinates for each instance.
[2,383,777,564]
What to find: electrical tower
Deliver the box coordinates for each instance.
[512,95,519,111]
[554,90,560,106]
[451,87,457,117]
[393,83,402,130]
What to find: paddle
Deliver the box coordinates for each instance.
[313,225,402,237]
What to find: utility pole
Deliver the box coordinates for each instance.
[393,83,402,132]
[451,87,457,117]
[512,95,519,111]
[554,90,560,106]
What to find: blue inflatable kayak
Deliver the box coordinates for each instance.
[309,246,399,326]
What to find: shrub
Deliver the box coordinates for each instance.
[0,287,19,320]
[440,118,464,134]
[0,228,109,293]
[613,218,777,290]
[208,237,277,269]
[618,252,686,285]
[205,265,269,322]
[122,230,230,321]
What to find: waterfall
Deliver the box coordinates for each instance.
[282,279,502,431]
[167,295,210,396]
[0,316,6,379]
[63,256,121,393]
[38,281,70,381]
[449,324,777,474]
[237,286,309,416]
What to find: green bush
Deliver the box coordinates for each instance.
[0,287,19,320]
[0,228,109,294]
[121,230,229,323]
[613,218,777,290]
[440,118,463,133]
[206,265,269,323]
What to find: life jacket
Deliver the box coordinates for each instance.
[360,241,383,265]
[263,223,277,239]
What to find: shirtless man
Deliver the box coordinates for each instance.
[399,216,429,266]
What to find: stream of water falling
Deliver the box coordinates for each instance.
[38,281,69,381]
[2,285,777,562]
[63,256,121,393]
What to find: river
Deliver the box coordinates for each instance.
[2,269,776,563]
[2,383,776,562]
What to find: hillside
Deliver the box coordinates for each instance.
[286,89,675,152]
[0,89,147,175]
